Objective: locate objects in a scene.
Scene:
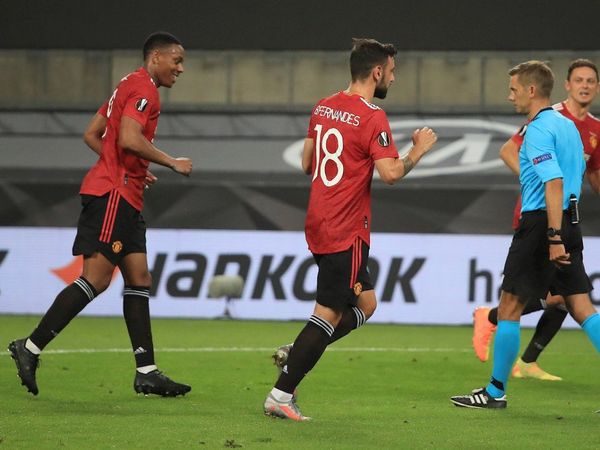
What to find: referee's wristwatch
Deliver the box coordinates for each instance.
[547,227,562,238]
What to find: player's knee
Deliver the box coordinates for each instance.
[85,276,111,295]
[357,292,377,319]
[126,271,152,287]
[361,299,377,319]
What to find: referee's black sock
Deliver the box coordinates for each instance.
[522,298,546,315]
[123,286,155,369]
[488,307,498,325]
[488,298,545,326]
[521,307,567,363]
[275,315,333,394]
[329,306,367,344]
[29,277,97,350]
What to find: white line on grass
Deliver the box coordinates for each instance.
[1,346,472,355]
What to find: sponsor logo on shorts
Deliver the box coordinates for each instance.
[353,282,363,296]
[377,131,390,147]
[532,153,552,165]
[112,241,123,253]
[136,98,148,112]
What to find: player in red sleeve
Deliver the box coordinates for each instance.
[8,32,193,397]
[472,59,600,379]
[264,38,437,421]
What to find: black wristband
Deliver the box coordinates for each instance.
[548,240,564,245]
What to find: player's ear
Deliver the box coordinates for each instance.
[373,65,382,82]
[150,49,161,66]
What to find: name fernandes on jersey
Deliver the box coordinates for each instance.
[313,105,361,127]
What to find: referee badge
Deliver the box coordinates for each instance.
[112,241,123,254]
[353,282,363,296]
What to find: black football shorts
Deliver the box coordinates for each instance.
[501,210,592,300]
[313,237,374,310]
[72,190,146,265]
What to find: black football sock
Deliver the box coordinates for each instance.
[329,306,366,344]
[29,277,97,350]
[122,286,155,368]
[521,307,567,363]
[488,307,498,325]
[488,298,545,326]
[522,298,546,315]
[275,315,334,394]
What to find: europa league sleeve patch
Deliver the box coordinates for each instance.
[136,98,149,112]
[377,131,390,147]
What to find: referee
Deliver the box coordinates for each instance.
[451,60,600,409]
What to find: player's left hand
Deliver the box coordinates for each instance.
[549,242,570,267]
[144,170,158,189]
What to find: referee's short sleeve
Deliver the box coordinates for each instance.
[523,122,563,183]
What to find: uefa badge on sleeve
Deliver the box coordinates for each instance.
[136,98,148,112]
[377,131,390,147]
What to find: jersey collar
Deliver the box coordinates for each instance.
[531,106,553,121]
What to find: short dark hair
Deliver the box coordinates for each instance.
[143,32,182,60]
[567,58,599,81]
[508,60,554,98]
[350,38,397,82]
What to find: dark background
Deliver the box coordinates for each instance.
[3,0,599,51]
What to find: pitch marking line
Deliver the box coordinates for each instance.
[1,346,472,356]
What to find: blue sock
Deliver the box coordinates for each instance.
[486,320,520,398]
[582,313,600,352]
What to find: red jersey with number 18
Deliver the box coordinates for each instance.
[305,92,399,254]
[80,67,160,211]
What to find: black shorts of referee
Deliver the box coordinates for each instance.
[72,191,147,266]
[501,209,592,301]
[313,237,374,310]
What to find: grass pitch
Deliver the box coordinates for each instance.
[1,315,599,449]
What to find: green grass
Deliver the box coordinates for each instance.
[1,315,599,449]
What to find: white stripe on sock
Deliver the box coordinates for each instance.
[74,278,95,301]
[309,315,334,337]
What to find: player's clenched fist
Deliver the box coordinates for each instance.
[171,157,193,176]
[412,127,437,155]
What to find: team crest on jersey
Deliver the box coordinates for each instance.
[590,134,598,149]
[136,98,148,112]
[112,241,123,254]
[377,131,390,147]
[353,282,363,296]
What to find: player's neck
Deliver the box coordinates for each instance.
[527,99,551,120]
[345,83,374,103]
[564,98,590,121]
[144,65,161,88]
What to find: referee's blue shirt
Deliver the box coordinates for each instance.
[520,107,585,212]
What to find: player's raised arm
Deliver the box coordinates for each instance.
[375,127,437,184]
[83,113,107,156]
[118,116,192,176]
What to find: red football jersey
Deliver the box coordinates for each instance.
[554,102,600,171]
[305,92,399,254]
[510,102,600,229]
[80,67,160,211]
